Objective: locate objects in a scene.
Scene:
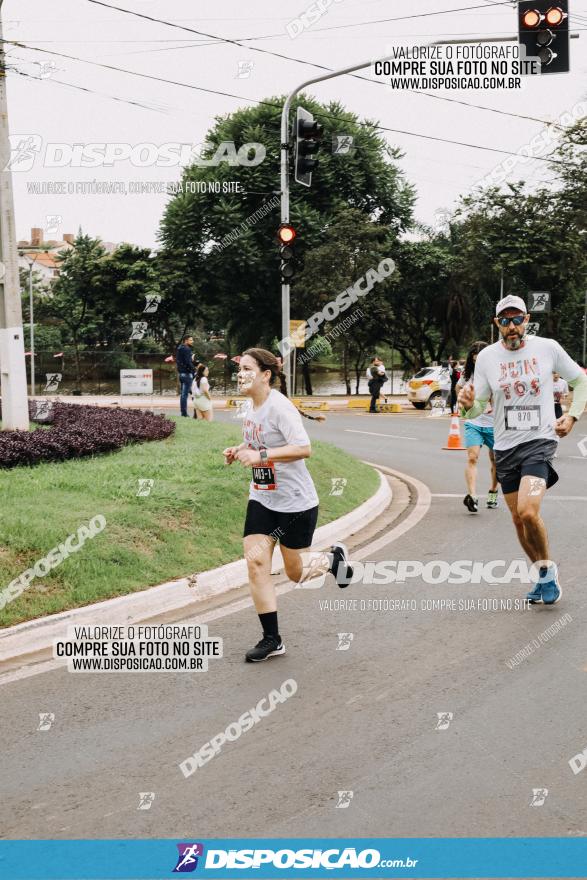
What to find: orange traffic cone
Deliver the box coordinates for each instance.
[442,414,466,450]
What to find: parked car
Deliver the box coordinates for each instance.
[407,366,451,409]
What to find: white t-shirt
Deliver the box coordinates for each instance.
[473,336,582,451]
[192,376,209,398]
[242,389,319,512]
[457,374,493,428]
[553,378,568,404]
[366,364,386,379]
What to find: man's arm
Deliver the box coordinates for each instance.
[568,373,587,421]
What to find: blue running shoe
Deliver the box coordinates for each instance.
[526,582,543,604]
[541,571,562,605]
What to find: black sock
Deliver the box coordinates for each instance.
[259,611,279,638]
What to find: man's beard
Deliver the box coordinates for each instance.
[503,332,525,351]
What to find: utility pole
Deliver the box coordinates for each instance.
[280,36,518,396]
[582,289,586,366]
[0,0,29,429]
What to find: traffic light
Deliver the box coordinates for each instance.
[294,106,323,187]
[518,1,569,73]
[277,224,296,283]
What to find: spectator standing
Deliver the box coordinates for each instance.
[176,334,196,417]
[193,364,214,421]
[366,356,387,413]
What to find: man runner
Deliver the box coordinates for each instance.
[458,295,587,605]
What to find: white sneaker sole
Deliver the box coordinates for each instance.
[246,644,286,662]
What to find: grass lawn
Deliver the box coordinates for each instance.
[0,417,379,626]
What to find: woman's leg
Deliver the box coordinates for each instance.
[203,406,213,421]
[281,544,331,585]
[243,534,277,612]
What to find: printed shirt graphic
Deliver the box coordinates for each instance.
[242,389,319,512]
[473,336,582,451]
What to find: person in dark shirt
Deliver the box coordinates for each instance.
[176,334,196,417]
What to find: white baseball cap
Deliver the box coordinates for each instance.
[496,295,527,316]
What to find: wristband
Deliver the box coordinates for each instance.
[259,447,268,463]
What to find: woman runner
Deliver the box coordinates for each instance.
[223,348,353,662]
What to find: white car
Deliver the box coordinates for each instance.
[407,366,451,409]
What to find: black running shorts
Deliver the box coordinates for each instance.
[494,438,559,496]
[243,501,319,550]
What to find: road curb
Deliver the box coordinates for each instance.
[0,468,391,664]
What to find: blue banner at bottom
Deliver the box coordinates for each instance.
[0,838,586,879]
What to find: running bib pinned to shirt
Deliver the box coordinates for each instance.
[504,405,541,431]
[252,463,277,490]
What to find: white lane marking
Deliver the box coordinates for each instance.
[345,429,418,441]
[0,467,432,685]
[432,493,587,501]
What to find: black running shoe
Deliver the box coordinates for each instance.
[463,494,479,513]
[245,634,285,663]
[330,542,354,588]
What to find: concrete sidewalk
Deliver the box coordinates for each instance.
[34,393,412,411]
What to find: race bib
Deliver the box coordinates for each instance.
[504,405,540,431]
[252,463,277,490]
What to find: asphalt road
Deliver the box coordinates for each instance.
[2,409,587,844]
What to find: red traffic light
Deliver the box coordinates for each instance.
[521,8,541,27]
[277,224,296,244]
[545,5,565,25]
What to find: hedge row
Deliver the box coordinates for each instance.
[0,402,175,468]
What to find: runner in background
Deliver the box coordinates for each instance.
[223,348,354,662]
[448,357,461,414]
[552,371,569,420]
[457,342,499,513]
[458,295,587,605]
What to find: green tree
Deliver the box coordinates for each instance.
[158,95,415,352]
[36,234,107,389]
[294,208,397,393]
[451,116,587,358]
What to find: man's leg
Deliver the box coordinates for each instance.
[516,475,549,563]
[465,445,480,496]
[179,374,190,417]
[488,448,499,492]
[503,490,538,561]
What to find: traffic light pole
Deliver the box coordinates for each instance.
[0,0,29,429]
[280,34,527,396]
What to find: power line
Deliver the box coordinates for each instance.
[8,64,176,115]
[85,0,514,42]
[79,0,561,130]
[5,41,572,168]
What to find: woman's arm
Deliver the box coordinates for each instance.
[236,444,311,466]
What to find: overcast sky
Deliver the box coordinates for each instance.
[5,0,587,248]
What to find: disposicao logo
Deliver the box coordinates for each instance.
[173,843,204,873]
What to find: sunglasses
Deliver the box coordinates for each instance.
[497,314,525,327]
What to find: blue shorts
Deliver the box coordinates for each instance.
[464,423,494,449]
